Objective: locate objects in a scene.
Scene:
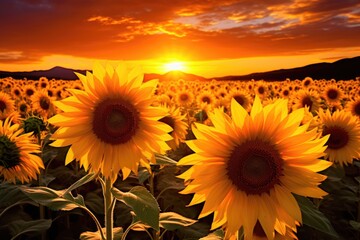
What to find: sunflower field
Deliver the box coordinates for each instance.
[0,63,360,240]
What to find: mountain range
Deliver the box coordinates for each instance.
[0,56,359,81]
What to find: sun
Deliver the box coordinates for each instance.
[163,61,186,72]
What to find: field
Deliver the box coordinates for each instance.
[0,65,360,240]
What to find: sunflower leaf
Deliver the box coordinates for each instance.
[199,229,224,240]
[159,212,197,230]
[64,172,97,195]
[112,186,160,231]
[8,219,52,240]
[295,195,339,238]
[20,186,85,211]
[155,153,177,165]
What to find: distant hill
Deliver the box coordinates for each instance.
[144,70,207,82]
[0,66,88,80]
[214,56,360,81]
[0,56,359,81]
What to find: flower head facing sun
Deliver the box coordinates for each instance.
[318,109,360,166]
[178,96,331,239]
[48,63,172,181]
[0,116,44,183]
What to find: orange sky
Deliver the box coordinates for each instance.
[1,0,360,77]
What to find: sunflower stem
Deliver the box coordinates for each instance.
[104,177,114,240]
[149,172,160,240]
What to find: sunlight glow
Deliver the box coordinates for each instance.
[163,61,186,72]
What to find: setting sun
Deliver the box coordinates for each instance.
[163,61,186,72]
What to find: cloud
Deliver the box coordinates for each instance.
[0,0,359,64]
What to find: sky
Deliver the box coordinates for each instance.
[1,0,360,78]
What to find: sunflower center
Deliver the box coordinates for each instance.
[39,97,50,110]
[201,96,211,104]
[322,126,349,149]
[327,89,338,100]
[226,140,283,195]
[0,100,6,112]
[26,89,34,96]
[159,116,175,135]
[258,86,265,94]
[0,135,21,169]
[92,98,139,145]
[234,96,245,106]
[180,94,189,102]
[301,96,313,109]
[304,80,311,86]
[19,103,28,112]
[283,90,289,96]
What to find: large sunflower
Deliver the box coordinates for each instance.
[318,109,360,166]
[0,116,44,183]
[178,96,331,239]
[48,63,172,181]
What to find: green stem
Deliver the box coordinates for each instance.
[104,177,114,240]
[79,206,106,240]
[149,173,160,240]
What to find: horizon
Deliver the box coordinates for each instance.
[1,1,360,77]
[1,55,358,79]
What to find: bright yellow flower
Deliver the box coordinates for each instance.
[159,105,188,150]
[0,92,15,121]
[0,116,44,183]
[178,96,331,239]
[318,109,360,166]
[48,63,172,182]
[31,89,56,120]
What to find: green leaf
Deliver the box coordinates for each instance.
[159,212,197,230]
[295,195,339,239]
[199,229,224,240]
[155,153,177,165]
[8,219,52,240]
[137,167,151,184]
[20,186,86,211]
[112,186,160,231]
[64,172,97,194]
[350,220,360,231]
[80,227,123,240]
[0,183,29,207]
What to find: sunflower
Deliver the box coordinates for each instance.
[318,109,360,166]
[48,63,172,181]
[323,84,343,106]
[31,89,56,120]
[176,90,194,107]
[24,85,36,99]
[159,105,188,150]
[293,89,321,115]
[38,77,49,90]
[345,97,360,118]
[0,116,44,183]
[301,77,313,88]
[11,86,23,100]
[178,96,331,239]
[228,90,252,112]
[0,92,16,121]
[197,91,215,111]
